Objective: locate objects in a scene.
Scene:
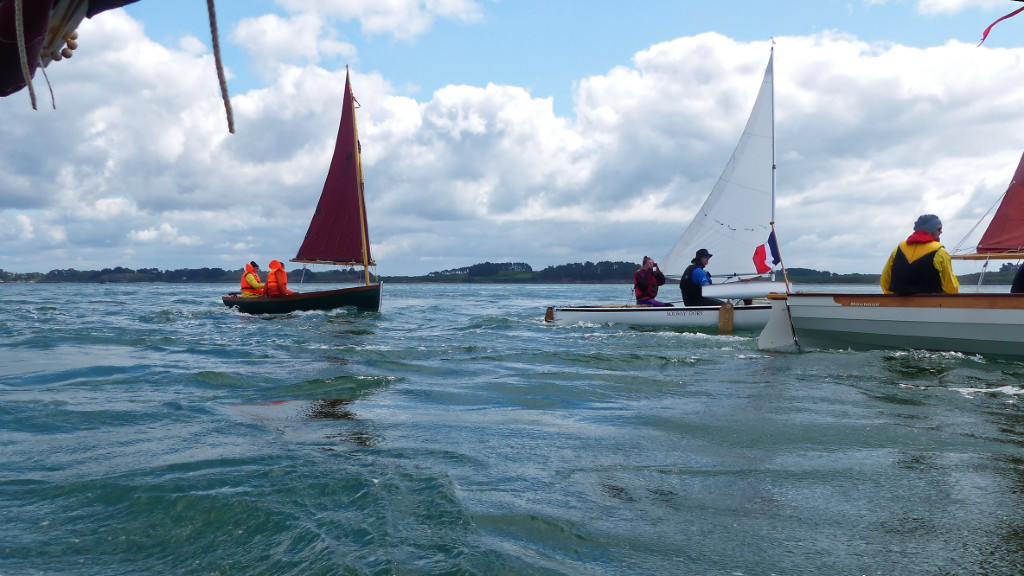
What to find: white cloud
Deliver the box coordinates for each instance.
[0,214,66,248]
[8,215,35,241]
[5,9,1024,276]
[82,197,140,220]
[128,222,201,246]
[275,0,483,40]
[233,12,357,78]
[917,0,1009,15]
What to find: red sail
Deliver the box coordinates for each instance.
[293,69,374,266]
[977,152,1024,254]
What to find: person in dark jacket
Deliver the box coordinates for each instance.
[633,256,671,306]
[880,214,959,295]
[680,248,726,306]
[1012,263,1024,294]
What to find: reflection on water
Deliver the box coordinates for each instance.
[303,398,356,420]
[324,430,378,448]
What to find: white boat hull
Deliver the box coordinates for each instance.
[758,292,1024,358]
[545,303,771,331]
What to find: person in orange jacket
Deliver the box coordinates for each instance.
[239,261,264,297]
[263,259,296,297]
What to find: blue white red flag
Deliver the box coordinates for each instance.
[752,231,781,274]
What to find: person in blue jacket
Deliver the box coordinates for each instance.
[680,248,726,306]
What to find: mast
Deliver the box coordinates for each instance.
[349,66,372,286]
[770,45,776,224]
[767,45,791,290]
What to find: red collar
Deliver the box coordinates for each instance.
[906,230,938,244]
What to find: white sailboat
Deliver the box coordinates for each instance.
[758,152,1024,358]
[545,49,785,332]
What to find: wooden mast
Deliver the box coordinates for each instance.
[348,66,372,286]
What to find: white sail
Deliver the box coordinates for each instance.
[662,51,776,282]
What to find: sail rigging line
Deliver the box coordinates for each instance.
[950,191,1004,256]
[205,0,234,134]
[39,59,55,109]
[14,0,37,110]
[975,258,991,291]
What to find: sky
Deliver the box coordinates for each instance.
[3,0,1024,277]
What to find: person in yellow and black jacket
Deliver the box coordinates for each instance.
[239,261,264,298]
[880,214,959,295]
[263,259,296,297]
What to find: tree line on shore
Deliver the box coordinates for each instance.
[0,261,1016,285]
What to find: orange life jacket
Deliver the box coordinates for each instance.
[263,259,295,297]
[264,269,292,297]
[264,270,281,296]
[240,264,263,295]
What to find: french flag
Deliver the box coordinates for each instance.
[752,231,781,274]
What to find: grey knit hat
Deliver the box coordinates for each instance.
[913,214,942,233]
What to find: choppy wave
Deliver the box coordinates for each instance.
[2,282,1024,575]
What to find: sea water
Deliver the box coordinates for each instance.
[2,282,1024,575]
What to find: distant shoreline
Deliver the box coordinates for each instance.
[0,261,1014,286]
[0,276,1011,285]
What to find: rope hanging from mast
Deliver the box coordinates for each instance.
[10,0,234,132]
[14,0,37,110]
[206,0,234,133]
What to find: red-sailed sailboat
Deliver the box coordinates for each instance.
[222,67,382,314]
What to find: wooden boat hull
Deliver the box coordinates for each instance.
[545,303,771,332]
[222,284,381,314]
[758,292,1024,358]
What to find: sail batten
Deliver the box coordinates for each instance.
[294,68,373,269]
[661,51,776,280]
[290,259,377,266]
